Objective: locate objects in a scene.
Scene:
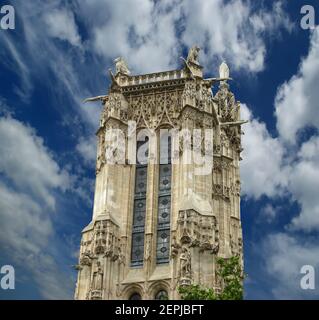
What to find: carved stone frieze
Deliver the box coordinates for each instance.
[215,82,239,123]
[213,156,232,171]
[79,250,94,267]
[176,210,219,254]
[79,219,120,261]
[127,91,182,129]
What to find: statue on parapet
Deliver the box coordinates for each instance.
[114,57,131,75]
[186,45,201,65]
[219,61,230,79]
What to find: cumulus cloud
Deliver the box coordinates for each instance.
[76,135,97,166]
[0,117,69,209]
[240,103,287,199]
[275,27,319,143]
[261,204,278,223]
[263,233,319,299]
[288,136,319,231]
[1,0,100,130]
[1,0,292,166]
[0,116,73,299]
[181,0,292,73]
[43,9,82,47]
[240,104,319,298]
[83,0,291,74]
[0,0,313,300]
[240,25,319,233]
[89,0,181,73]
[241,100,319,233]
[239,28,319,298]
[241,104,319,234]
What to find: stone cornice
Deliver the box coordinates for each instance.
[121,78,187,94]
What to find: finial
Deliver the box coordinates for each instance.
[219,61,230,80]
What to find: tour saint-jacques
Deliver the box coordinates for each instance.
[74,46,245,300]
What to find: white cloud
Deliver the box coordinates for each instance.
[0,98,14,116]
[0,116,73,299]
[275,27,319,143]
[238,27,319,298]
[44,9,82,47]
[0,183,72,299]
[76,135,97,165]
[0,0,313,300]
[1,0,293,172]
[181,0,292,73]
[241,103,319,232]
[0,183,52,255]
[288,136,319,231]
[89,0,180,73]
[263,233,319,299]
[261,26,319,232]
[83,0,291,74]
[0,117,69,209]
[1,0,100,130]
[240,103,287,199]
[0,32,33,100]
[261,204,277,223]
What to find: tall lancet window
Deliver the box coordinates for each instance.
[131,136,149,267]
[156,132,172,264]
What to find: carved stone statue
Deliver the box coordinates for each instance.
[171,235,180,258]
[114,57,131,75]
[80,250,94,266]
[92,262,103,291]
[180,246,191,278]
[144,237,152,262]
[219,61,230,79]
[118,239,126,265]
[186,46,200,65]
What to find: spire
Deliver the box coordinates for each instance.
[219,61,230,80]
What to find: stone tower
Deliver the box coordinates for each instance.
[74,47,244,300]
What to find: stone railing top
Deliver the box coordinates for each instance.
[117,69,188,87]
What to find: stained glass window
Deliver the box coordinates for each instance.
[131,138,149,267]
[156,134,171,264]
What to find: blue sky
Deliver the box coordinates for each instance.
[0,0,319,300]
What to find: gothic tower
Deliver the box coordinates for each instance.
[74,47,244,300]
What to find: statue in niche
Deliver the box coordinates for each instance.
[114,57,131,75]
[186,46,200,65]
[171,235,180,258]
[118,239,126,265]
[180,246,192,278]
[144,237,152,261]
[92,261,103,291]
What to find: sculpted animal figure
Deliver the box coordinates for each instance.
[114,57,131,75]
[186,46,200,65]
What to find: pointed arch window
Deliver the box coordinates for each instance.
[156,132,171,264]
[131,136,149,267]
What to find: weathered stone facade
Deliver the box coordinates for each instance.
[74,47,244,300]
